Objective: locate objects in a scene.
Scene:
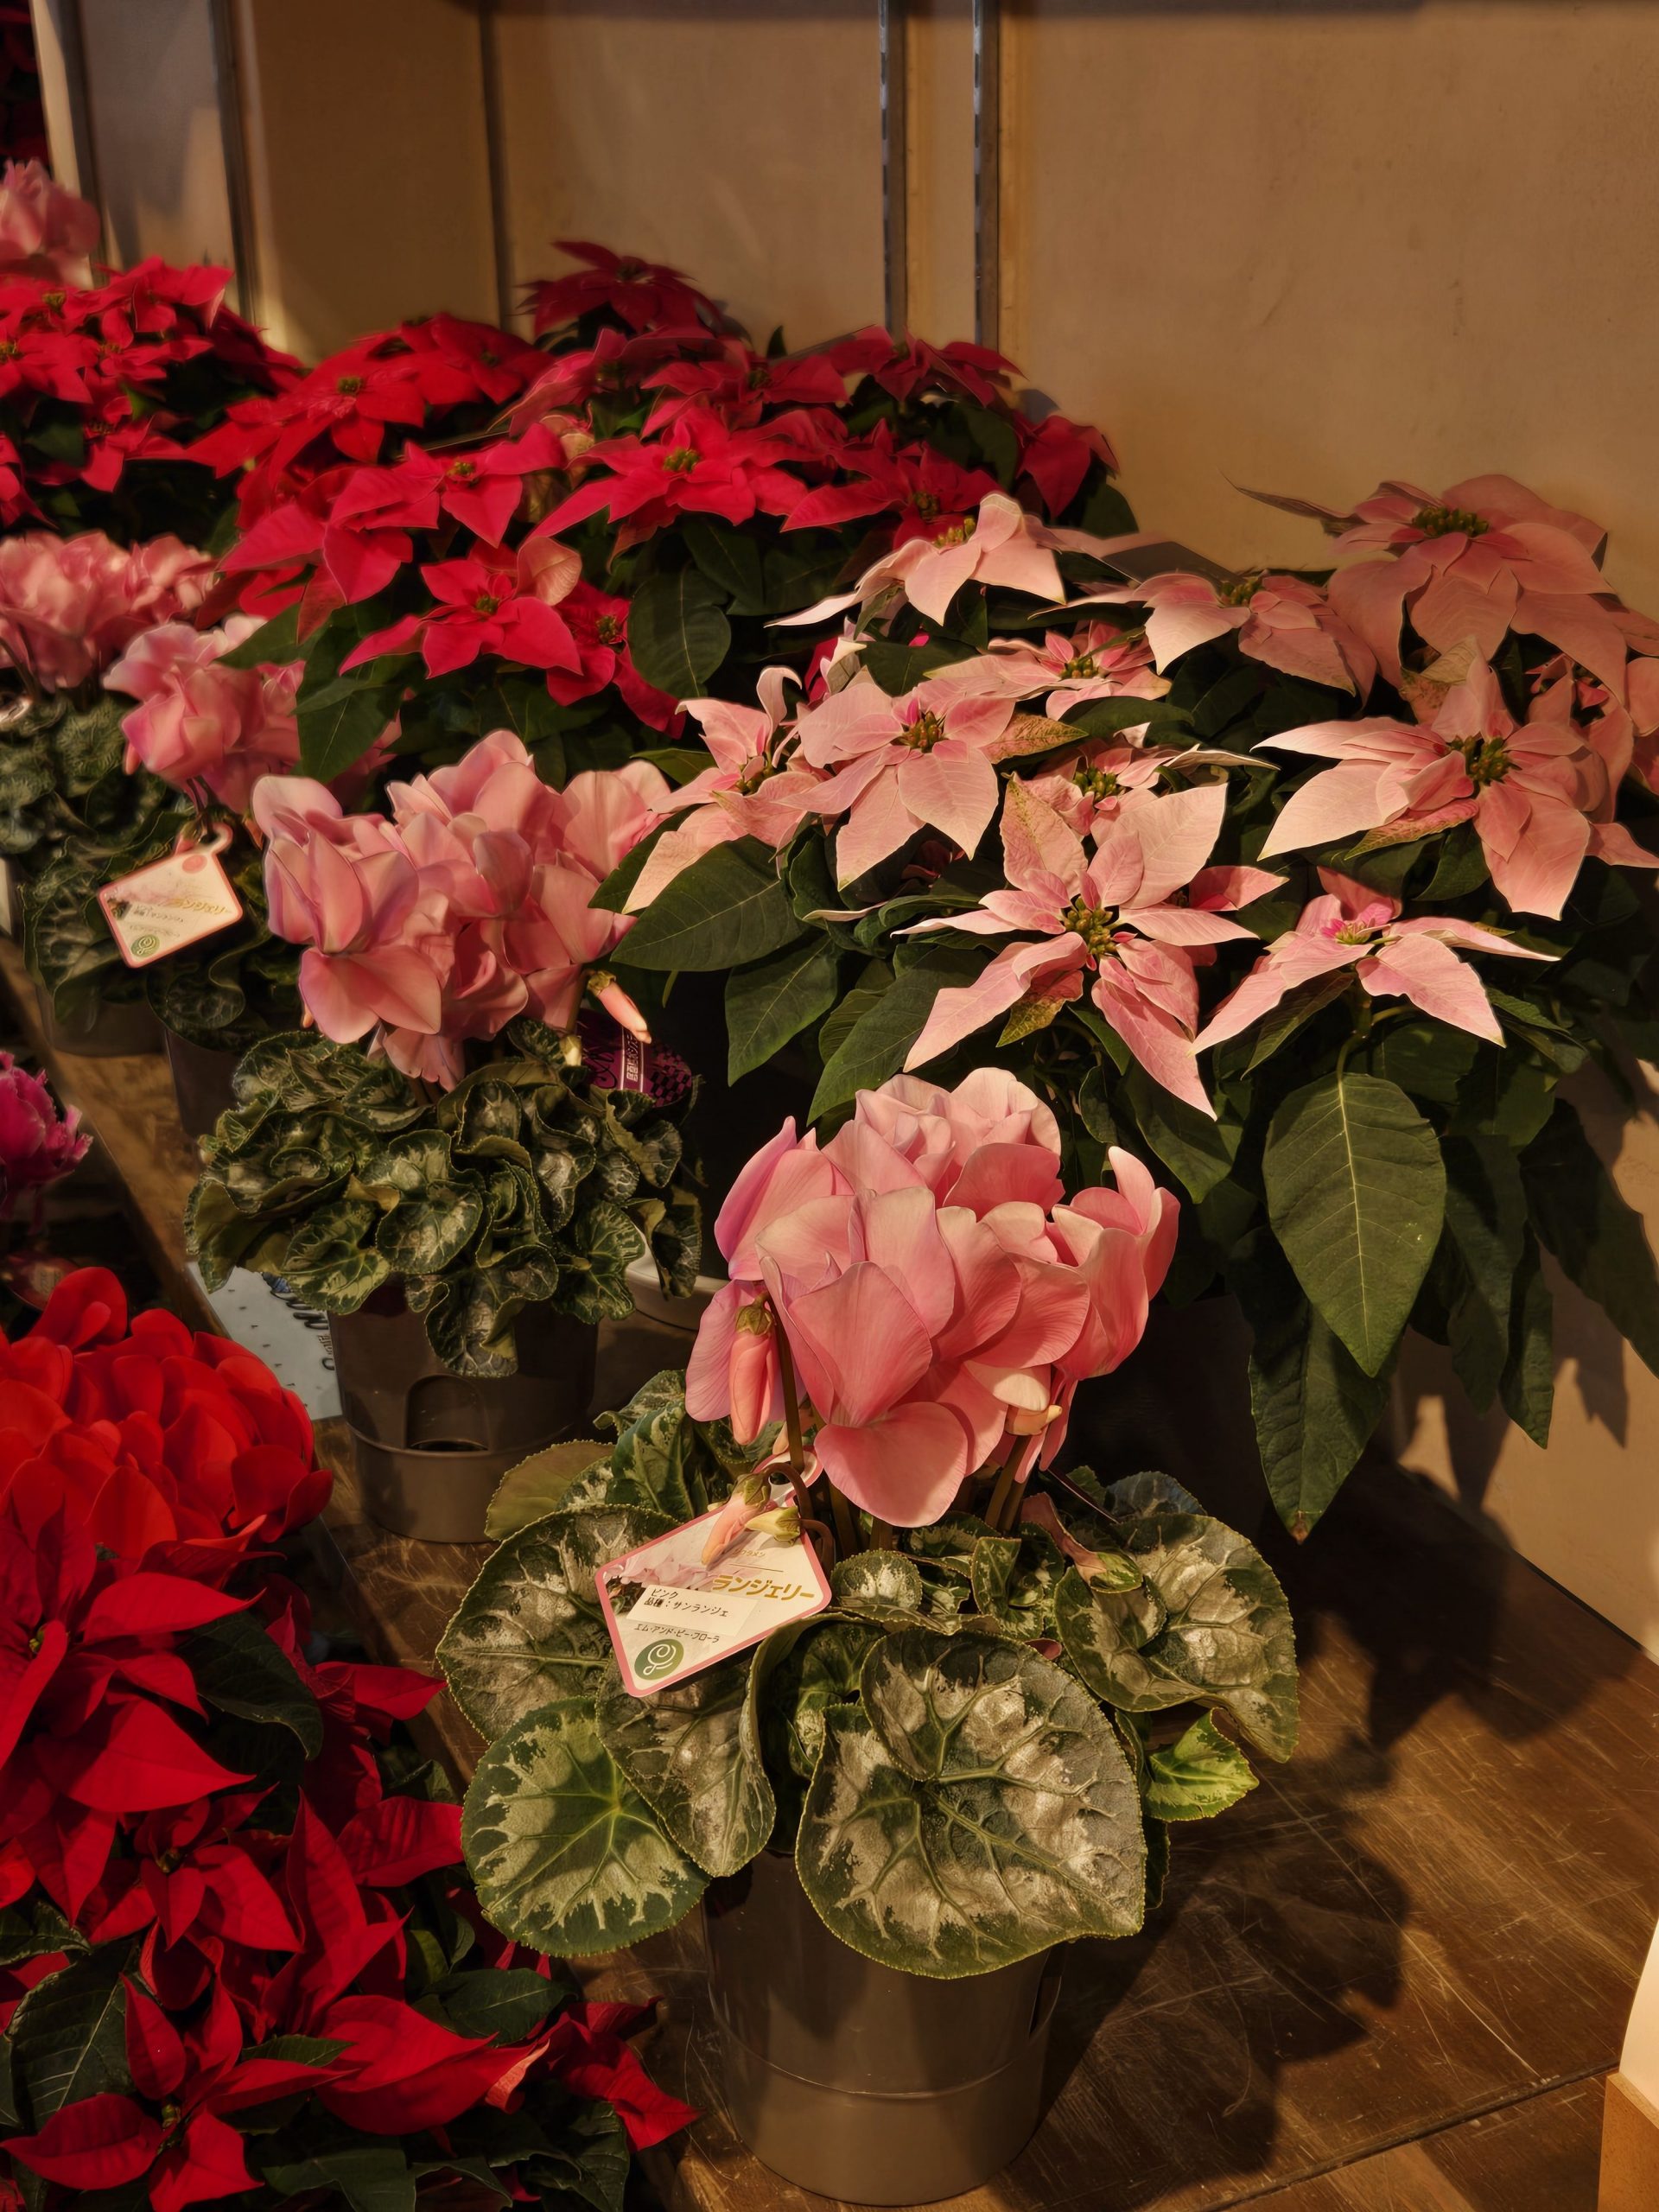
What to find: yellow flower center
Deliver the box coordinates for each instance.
[901,709,947,752]
[1061,896,1116,957]
[1453,733,1510,786]
[663,446,699,474]
[1413,503,1488,539]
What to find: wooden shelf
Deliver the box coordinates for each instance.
[5,937,1656,2212]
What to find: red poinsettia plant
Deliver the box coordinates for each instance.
[0,226,296,548]
[0,1268,692,2211]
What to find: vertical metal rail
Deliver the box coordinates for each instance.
[878,0,909,334]
[207,0,260,320]
[475,0,518,330]
[972,0,1001,352]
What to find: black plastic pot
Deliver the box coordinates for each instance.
[163,1029,240,1142]
[704,1850,1061,2204]
[35,984,162,1058]
[329,1286,597,1542]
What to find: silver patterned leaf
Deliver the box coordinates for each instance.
[438,1506,671,1739]
[796,1629,1145,1976]
[751,1614,882,1844]
[463,1702,705,1955]
[595,1656,774,1877]
[830,1550,925,1620]
[1053,1515,1299,1761]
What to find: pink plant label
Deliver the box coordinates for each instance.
[99,837,243,969]
[596,1509,830,1697]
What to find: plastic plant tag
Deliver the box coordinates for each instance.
[99,829,242,969]
[597,1506,830,1696]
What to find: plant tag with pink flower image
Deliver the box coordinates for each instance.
[99,830,243,968]
[596,1508,830,1697]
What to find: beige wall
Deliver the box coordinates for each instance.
[76,0,234,274]
[1003,0,1659,616]
[1393,1072,1659,1662]
[488,2,884,349]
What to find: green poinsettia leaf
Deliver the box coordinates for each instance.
[626,567,732,701]
[10,1947,130,2125]
[1141,1713,1258,1822]
[796,1630,1145,1975]
[595,1656,774,1877]
[438,1506,672,1739]
[618,837,804,974]
[462,1702,706,1955]
[184,1611,322,1758]
[1053,1514,1298,1761]
[1263,1069,1446,1376]
[724,934,842,1083]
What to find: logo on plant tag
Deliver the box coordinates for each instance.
[596,1507,831,1697]
[99,828,243,969]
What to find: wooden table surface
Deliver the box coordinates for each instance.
[6,938,1653,2212]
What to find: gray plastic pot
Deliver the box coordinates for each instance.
[35,984,162,1058]
[329,1287,597,1542]
[703,1849,1062,2204]
[163,1029,240,1142]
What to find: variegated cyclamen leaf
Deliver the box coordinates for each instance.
[373,1185,485,1275]
[1142,1713,1258,1822]
[969,1526,1066,1638]
[438,1506,672,1739]
[595,1656,774,1876]
[831,1550,925,1619]
[462,1703,705,1955]
[557,1199,648,1325]
[1099,1470,1206,1522]
[797,1630,1144,1976]
[276,1200,390,1313]
[753,1614,884,1844]
[484,1440,610,1541]
[1054,1516,1299,1761]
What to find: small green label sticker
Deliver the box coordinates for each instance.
[132,932,159,958]
[636,1637,684,1682]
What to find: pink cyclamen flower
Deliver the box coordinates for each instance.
[794,669,1019,885]
[0,531,214,695]
[1196,869,1554,1052]
[780,491,1102,632]
[1257,474,1631,693]
[0,1054,89,1223]
[980,619,1171,716]
[901,778,1281,1115]
[108,617,301,813]
[0,161,99,281]
[258,734,669,1087]
[686,1072,1177,1525]
[626,670,823,909]
[1258,658,1653,919]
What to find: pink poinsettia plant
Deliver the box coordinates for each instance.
[0,1268,696,2212]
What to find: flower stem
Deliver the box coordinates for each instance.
[767,1300,819,1535]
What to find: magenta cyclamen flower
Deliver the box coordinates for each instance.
[685,1070,1178,1526]
[1196,870,1554,1052]
[0,1054,90,1223]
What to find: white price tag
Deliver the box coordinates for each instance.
[597,1509,830,1696]
[99,831,242,969]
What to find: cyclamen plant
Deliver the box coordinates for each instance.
[601,465,1659,1538]
[442,1073,1296,1979]
[185,731,702,1374]
[0,1268,693,2212]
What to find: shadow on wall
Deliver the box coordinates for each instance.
[78,0,232,271]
